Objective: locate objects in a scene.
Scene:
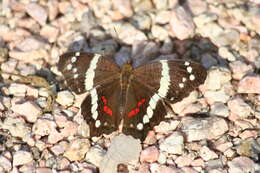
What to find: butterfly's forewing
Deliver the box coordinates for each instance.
[58,52,121,137]
[123,60,207,139]
[58,52,120,94]
[133,60,207,103]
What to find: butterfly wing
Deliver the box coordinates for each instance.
[123,60,207,139]
[58,52,121,137]
[122,80,167,140]
[58,52,120,94]
[133,60,207,103]
[81,79,121,137]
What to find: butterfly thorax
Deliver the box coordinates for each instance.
[120,63,133,87]
[119,63,134,116]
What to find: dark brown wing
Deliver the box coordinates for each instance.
[133,60,207,103]
[58,52,121,137]
[123,59,207,140]
[81,79,121,137]
[122,79,167,140]
[58,52,120,94]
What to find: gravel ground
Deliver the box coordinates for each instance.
[0,0,260,173]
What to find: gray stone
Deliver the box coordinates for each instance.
[131,13,152,30]
[210,102,229,117]
[151,25,169,41]
[204,67,232,90]
[170,6,195,40]
[100,134,141,173]
[228,157,256,173]
[85,145,106,167]
[181,116,228,142]
[193,13,218,28]
[218,47,237,61]
[159,132,184,154]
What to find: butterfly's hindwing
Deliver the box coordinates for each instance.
[81,79,121,137]
[122,79,167,140]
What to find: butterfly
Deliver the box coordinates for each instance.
[58,52,207,140]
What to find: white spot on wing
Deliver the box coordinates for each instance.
[75,52,80,56]
[143,115,149,124]
[184,61,190,66]
[73,74,79,78]
[92,111,98,120]
[66,64,72,70]
[189,74,195,81]
[147,107,153,118]
[72,68,77,73]
[182,77,187,82]
[137,123,143,130]
[84,54,101,90]
[179,83,184,88]
[95,120,101,128]
[187,66,192,73]
[71,56,77,63]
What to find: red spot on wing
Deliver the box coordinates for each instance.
[101,96,112,116]
[127,98,146,118]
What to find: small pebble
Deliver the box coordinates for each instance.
[25,3,47,25]
[40,25,59,43]
[228,156,256,173]
[140,146,159,163]
[204,88,231,104]
[85,145,106,167]
[11,101,42,123]
[210,102,229,117]
[169,6,195,40]
[13,151,33,166]
[157,152,167,164]
[228,97,252,118]
[8,83,28,97]
[199,146,218,161]
[0,155,12,172]
[32,118,57,137]
[56,90,75,106]
[100,134,141,173]
[159,132,184,154]
[218,46,237,61]
[151,25,169,41]
[229,61,253,80]
[64,138,90,161]
[36,168,52,173]
[181,117,229,142]
[204,67,232,91]
[2,117,30,140]
[175,156,193,167]
[150,163,179,173]
[238,76,260,94]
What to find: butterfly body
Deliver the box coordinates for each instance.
[58,52,207,140]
